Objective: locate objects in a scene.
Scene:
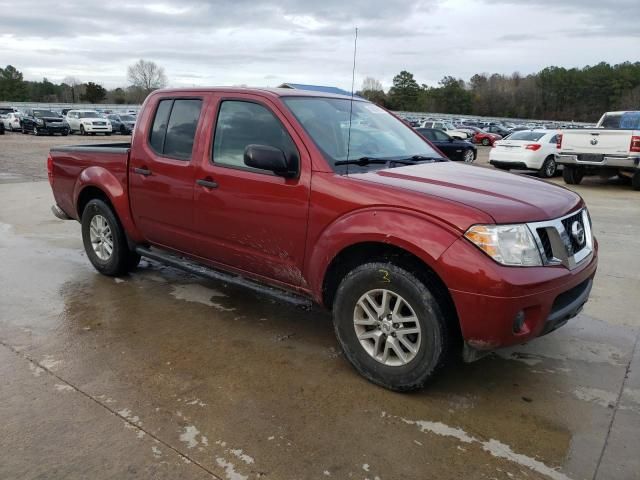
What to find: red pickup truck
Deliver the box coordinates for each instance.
[48,88,598,391]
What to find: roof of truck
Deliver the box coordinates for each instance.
[151,87,365,101]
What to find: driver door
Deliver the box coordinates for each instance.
[191,95,312,287]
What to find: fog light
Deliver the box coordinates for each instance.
[513,310,526,333]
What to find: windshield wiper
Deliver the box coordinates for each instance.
[334,155,446,168]
[408,155,445,162]
[334,157,418,167]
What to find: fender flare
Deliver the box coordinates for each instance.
[73,166,145,243]
[305,206,461,302]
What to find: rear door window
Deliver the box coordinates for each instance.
[149,99,202,160]
[163,100,203,160]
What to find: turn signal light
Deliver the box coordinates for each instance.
[631,135,640,153]
[525,144,542,151]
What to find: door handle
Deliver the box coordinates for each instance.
[134,167,151,176]
[196,178,218,189]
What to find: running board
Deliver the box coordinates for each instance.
[135,246,312,307]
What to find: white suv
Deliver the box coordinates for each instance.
[65,110,112,135]
[489,130,560,178]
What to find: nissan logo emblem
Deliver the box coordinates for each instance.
[571,221,586,246]
[590,138,598,145]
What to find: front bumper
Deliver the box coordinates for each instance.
[557,153,639,169]
[82,124,112,133]
[438,235,598,352]
[40,124,69,134]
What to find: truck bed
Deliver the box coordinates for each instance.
[50,142,132,154]
[49,143,132,221]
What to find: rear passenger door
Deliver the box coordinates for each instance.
[191,95,311,287]
[129,96,205,253]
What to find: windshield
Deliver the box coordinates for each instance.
[282,97,443,172]
[443,122,456,130]
[120,115,135,121]
[33,110,58,118]
[78,112,100,118]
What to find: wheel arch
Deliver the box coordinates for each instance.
[320,241,462,342]
[74,167,145,243]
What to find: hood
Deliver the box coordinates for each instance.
[40,116,63,122]
[351,162,581,224]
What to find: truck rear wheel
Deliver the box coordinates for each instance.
[81,199,140,276]
[563,165,584,185]
[332,262,450,391]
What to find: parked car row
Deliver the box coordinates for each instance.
[0,106,136,136]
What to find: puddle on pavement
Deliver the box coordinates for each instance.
[1,211,638,480]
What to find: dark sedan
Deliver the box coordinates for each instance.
[107,114,136,134]
[21,109,69,136]
[415,128,477,163]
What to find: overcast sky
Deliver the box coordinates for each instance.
[0,0,637,90]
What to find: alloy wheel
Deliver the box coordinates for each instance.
[89,214,114,261]
[353,289,422,366]
[463,150,475,163]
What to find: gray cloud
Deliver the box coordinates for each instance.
[0,0,636,90]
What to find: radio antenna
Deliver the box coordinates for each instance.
[345,27,358,174]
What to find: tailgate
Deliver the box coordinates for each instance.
[561,129,632,155]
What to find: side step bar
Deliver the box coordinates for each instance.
[135,246,313,308]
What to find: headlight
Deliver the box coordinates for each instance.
[465,224,542,266]
[35,118,44,125]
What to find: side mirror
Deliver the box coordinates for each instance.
[244,144,296,178]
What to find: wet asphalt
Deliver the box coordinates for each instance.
[0,132,639,480]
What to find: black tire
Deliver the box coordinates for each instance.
[80,125,86,136]
[481,138,490,146]
[632,172,640,191]
[333,262,450,391]
[33,126,39,136]
[539,156,557,178]
[563,165,584,185]
[81,199,140,276]
[21,127,28,134]
[106,132,112,136]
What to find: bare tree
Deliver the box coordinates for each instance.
[62,76,82,103]
[127,59,167,95]
[361,77,383,92]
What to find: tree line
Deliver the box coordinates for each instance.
[0,59,167,105]
[359,62,640,122]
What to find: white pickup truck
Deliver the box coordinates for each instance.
[557,111,640,190]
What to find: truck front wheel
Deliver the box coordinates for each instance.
[81,199,140,276]
[563,165,584,185]
[332,262,450,391]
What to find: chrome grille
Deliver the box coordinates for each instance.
[528,208,593,270]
